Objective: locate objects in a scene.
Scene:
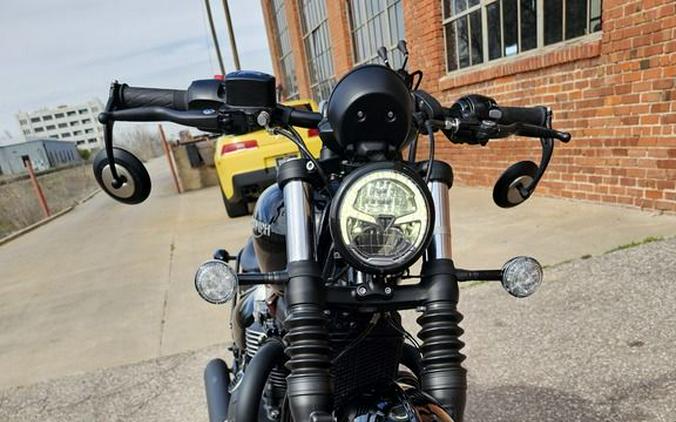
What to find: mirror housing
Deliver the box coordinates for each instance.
[492,160,538,208]
[92,147,151,204]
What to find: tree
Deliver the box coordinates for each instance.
[78,149,91,161]
[116,126,163,161]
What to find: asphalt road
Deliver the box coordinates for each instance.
[1,237,674,421]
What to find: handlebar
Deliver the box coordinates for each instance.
[100,107,221,131]
[117,85,188,111]
[102,80,569,146]
[287,109,322,128]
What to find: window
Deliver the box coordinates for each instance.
[30,117,41,123]
[76,140,85,145]
[53,134,60,139]
[81,118,91,124]
[67,111,76,116]
[35,127,44,132]
[78,109,88,114]
[70,121,79,126]
[19,119,27,125]
[58,123,67,128]
[299,0,335,101]
[43,115,53,121]
[270,0,299,100]
[88,138,98,144]
[62,132,71,138]
[443,0,602,73]
[73,130,82,135]
[85,128,94,134]
[23,129,30,135]
[55,113,64,119]
[349,0,406,67]
[46,125,56,130]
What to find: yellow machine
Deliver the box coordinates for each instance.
[214,99,322,217]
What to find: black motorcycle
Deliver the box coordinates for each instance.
[93,42,571,422]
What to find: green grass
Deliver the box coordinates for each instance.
[604,236,664,254]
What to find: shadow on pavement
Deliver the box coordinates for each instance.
[466,384,632,422]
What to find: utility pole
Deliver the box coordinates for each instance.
[221,0,241,70]
[204,0,226,75]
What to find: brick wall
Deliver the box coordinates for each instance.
[405,0,676,213]
[263,0,676,212]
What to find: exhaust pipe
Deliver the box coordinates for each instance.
[236,339,286,422]
[204,358,231,422]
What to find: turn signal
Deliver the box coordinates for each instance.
[194,260,238,304]
[501,256,543,298]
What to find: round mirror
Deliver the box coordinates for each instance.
[492,160,538,208]
[92,147,151,204]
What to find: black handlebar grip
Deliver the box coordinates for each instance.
[119,85,188,111]
[494,106,548,126]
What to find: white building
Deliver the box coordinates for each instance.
[16,99,105,151]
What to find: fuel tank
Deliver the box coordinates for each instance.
[251,184,287,272]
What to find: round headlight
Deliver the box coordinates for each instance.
[194,260,238,304]
[330,162,434,274]
[501,256,543,298]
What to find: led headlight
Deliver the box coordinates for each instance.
[194,260,238,304]
[330,162,434,274]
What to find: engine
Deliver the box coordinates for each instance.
[236,286,406,418]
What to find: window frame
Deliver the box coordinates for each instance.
[270,0,300,100]
[442,0,602,74]
[347,0,406,67]
[298,0,336,102]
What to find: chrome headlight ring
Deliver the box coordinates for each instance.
[329,162,434,275]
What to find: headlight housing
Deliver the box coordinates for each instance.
[330,162,434,274]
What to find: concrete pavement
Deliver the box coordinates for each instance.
[1,156,675,390]
[1,237,674,421]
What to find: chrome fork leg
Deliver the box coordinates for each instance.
[278,160,333,421]
[419,165,467,422]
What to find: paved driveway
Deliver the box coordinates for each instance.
[1,238,674,421]
[0,158,250,389]
[1,155,675,400]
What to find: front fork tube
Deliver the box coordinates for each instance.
[418,179,467,422]
[280,168,333,421]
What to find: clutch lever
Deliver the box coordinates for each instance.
[501,122,571,142]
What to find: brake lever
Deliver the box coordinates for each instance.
[510,123,571,142]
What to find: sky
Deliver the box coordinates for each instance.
[0,0,273,141]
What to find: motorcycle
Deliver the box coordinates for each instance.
[93,41,571,421]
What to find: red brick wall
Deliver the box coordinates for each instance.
[404,0,676,213]
[265,0,676,212]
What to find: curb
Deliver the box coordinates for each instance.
[0,207,74,247]
[0,189,100,247]
[78,189,100,205]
